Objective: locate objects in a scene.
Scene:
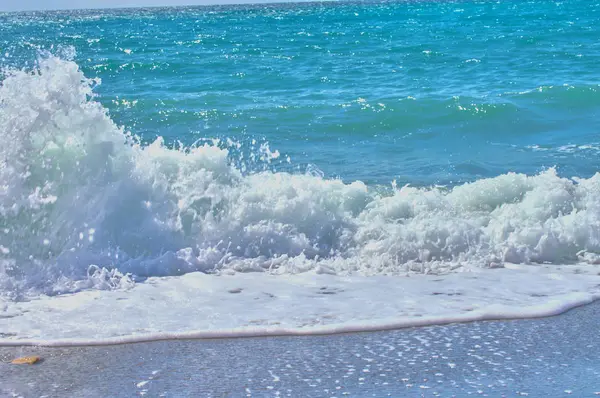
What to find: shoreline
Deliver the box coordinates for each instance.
[2,293,597,348]
[4,299,600,397]
[4,266,600,348]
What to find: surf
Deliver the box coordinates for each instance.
[2,55,600,300]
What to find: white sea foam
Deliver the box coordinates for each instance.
[2,56,600,343]
[1,265,600,345]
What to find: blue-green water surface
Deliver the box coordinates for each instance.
[3,0,600,185]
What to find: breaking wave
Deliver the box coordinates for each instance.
[2,56,600,298]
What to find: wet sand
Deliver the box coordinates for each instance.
[2,302,600,397]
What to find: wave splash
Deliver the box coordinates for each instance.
[2,56,600,298]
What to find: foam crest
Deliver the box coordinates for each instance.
[2,56,600,298]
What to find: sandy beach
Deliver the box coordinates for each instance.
[2,301,600,397]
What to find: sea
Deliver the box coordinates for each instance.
[2,0,600,345]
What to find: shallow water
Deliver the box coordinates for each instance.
[3,300,600,397]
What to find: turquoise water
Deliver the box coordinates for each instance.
[3,0,600,185]
[2,0,600,294]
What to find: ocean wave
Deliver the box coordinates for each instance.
[2,56,600,298]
